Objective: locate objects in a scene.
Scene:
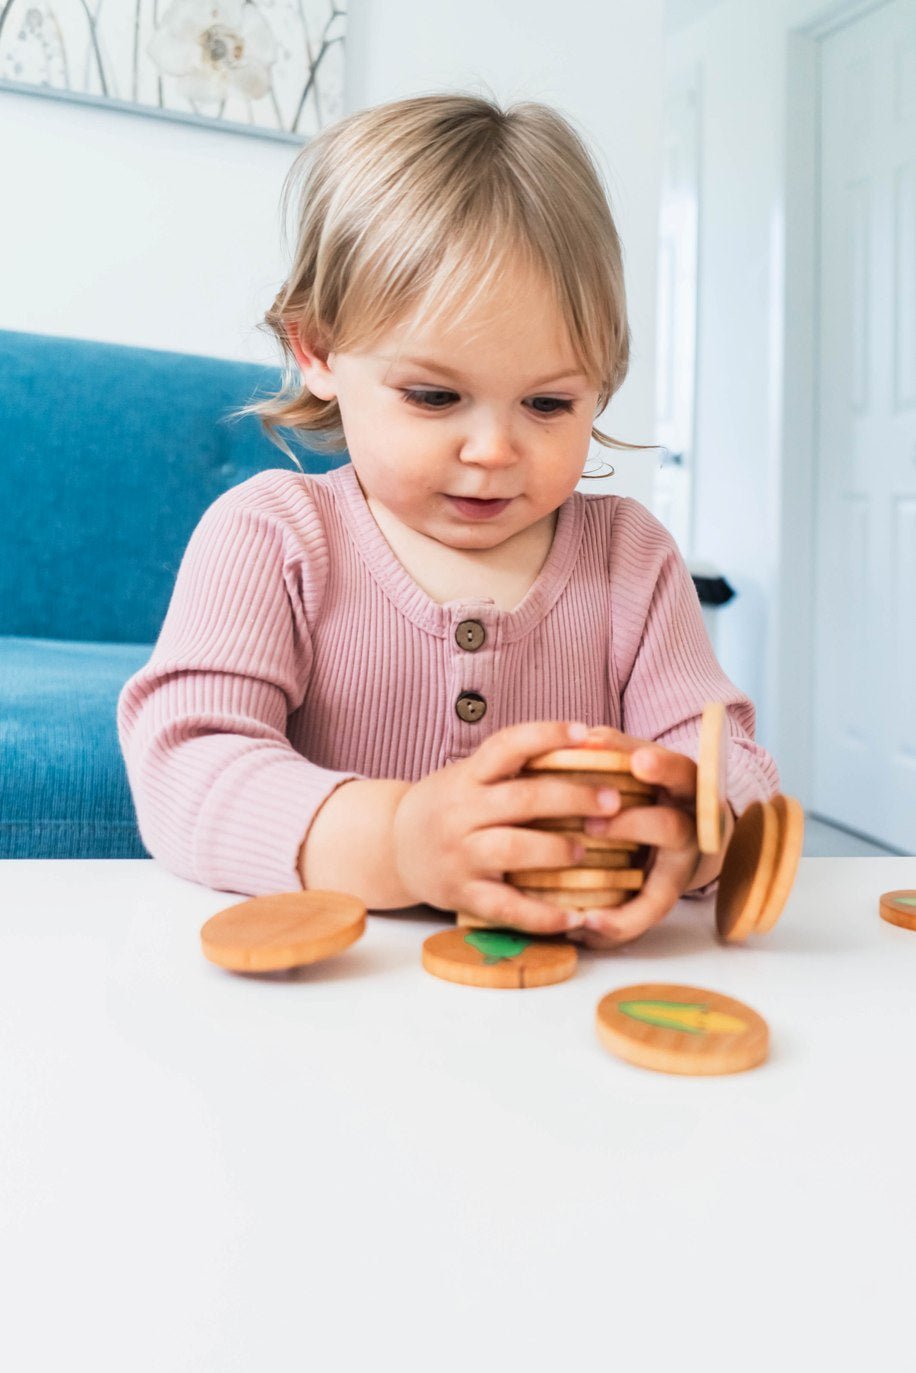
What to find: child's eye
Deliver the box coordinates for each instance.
[400,389,574,416]
[401,388,457,409]
[527,397,575,416]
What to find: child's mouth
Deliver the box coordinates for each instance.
[445,495,513,521]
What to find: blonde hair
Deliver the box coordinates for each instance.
[233,91,655,471]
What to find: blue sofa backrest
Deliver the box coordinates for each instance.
[0,328,344,645]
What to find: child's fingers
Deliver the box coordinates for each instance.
[485,774,624,828]
[629,744,697,802]
[466,825,588,875]
[582,800,694,850]
[470,720,590,784]
[461,879,584,935]
[582,846,696,945]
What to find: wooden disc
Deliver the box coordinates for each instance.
[523,769,655,796]
[715,800,779,942]
[574,849,635,869]
[507,867,645,891]
[422,927,577,988]
[524,748,633,773]
[754,794,805,934]
[514,887,633,910]
[697,701,729,855]
[527,820,642,852]
[596,982,769,1075]
[200,890,366,972]
[879,890,916,932]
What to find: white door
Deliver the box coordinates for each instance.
[813,0,916,852]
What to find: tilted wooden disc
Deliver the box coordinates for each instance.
[422,927,577,988]
[596,982,769,1076]
[524,748,634,773]
[697,701,729,855]
[879,890,916,932]
[507,867,645,891]
[715,800,779,942]
[754,794,805,934]
[200,890,366,972]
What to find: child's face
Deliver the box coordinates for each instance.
[293,257,602,551]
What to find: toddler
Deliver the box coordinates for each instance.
[117,92,780,950]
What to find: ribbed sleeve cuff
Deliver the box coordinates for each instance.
[191,747,363,896]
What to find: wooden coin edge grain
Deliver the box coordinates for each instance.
[754,794,805,934]
[714,800,780,943]
[422,927,577,988]
[696,701,728,855]
[507,867,645,891]
[524,747,635,774]
[200,890,367,973]
[595,982,770,1076]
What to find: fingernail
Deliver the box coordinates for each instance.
[572,842,586,862]
[584,817,608,836]
[565,909,583,929]
[568,721,588,742]
[598,788,619,811]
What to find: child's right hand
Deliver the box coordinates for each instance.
[392,720,622,934]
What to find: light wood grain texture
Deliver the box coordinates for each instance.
[595,982,769,1075]
[524,748,634,773]
[879,890,916,932]
[200,891,366,973]
[514,887,633,909]
[507,867,645,890]
[697,701,728,855]
[422,927,577,988]
[754,795,805,934]
[522,769,655,796]
[715,801,779,942]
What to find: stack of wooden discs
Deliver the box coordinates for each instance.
[456,747,657,930]
[714,794,805,942]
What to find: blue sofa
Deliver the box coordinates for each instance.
[0,328,339,859]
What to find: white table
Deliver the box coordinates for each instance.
[3,856,916,1372]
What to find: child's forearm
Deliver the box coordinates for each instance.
[298,778,415,908]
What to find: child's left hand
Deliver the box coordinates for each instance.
[561,726,735,950]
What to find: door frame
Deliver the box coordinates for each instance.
[777,0,892,802]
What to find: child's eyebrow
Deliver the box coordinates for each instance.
[386,355,586,388]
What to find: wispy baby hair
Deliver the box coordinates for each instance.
[235,90,648,467]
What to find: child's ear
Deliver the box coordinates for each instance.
[285,321,337,401]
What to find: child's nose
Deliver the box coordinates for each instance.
[457,419,518,467]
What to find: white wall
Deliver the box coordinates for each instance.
[0,0,664,507]
[665,0,862,773]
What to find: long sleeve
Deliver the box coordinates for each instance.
[116,480,362,895]
[607,497,780,896]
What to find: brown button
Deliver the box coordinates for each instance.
[455,619,486,652]
[455,691,487,724]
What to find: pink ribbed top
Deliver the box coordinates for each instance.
[117,463,780,897]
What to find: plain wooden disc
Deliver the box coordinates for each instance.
[524,748,634,773]
[200,890,366,972]
[422,927,577,988]
[574,849,635,869]
[715,800,779,942]
[514,887,633,910]
[596,982,769,1075]
[507,867,645,891]
[754,794,805,934]
[697,701,729,855]
[879,890,916,932]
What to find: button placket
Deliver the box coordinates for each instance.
[448,607,498,756]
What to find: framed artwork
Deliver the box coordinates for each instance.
[0,0,347,142]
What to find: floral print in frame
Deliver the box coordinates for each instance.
[0,0,347,141]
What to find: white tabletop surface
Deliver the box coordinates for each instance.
[3,855,916,1372]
